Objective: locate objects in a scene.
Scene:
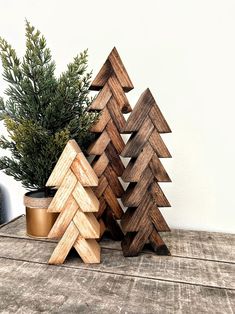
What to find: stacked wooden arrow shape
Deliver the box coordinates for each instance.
[120,88,172,257]
[88,47,134,240]
[46,140,101,264]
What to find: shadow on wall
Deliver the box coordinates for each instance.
[0,184,11,224]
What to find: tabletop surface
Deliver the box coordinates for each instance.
[0,216,234,314]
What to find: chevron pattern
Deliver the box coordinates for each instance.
[88,47,134,240]
[120,88,172,257]
[46,140,101,264]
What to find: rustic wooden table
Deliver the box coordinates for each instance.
[0,216,234,313]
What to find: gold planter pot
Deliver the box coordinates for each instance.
[24,190,58,238]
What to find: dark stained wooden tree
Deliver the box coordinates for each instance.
[88,47,134,240]
[120,88,172,256]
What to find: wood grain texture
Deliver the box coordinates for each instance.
[107,96,126,132]
[88,48,133,240]
[120,88,172,257]
[1,256,234,314]
[123,88,155,133]
[47,141,101,264]
[91,152,109,178]
[108,74,132,113]
[48,221,79,264]
[47,169,77,213]
[149,129,171,158]
[103,185,123,219]
[105,119,125,154]
[122,142,154,182]
[90,47,134,92]
[121,117,154,157]
[121,168,153,207]
[89,107,111,132]
[46,140,80,187]
[87,130,110,155]
[2,216,235,264]
[89,84,112,110]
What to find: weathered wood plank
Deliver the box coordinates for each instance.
[106,119,125,154]
[1,258,234,314]
[149,129,171,158]
[2,217,235,264]
[122,142,154,182]
[121,117,154,157]
[90,106,111,132]
[121,168,153,207]
[0,236,234,290]
[91,152,109,178]
[108,74,132,113]
[123,88,154,133]
[87,130,110,156]
[105,142,125,176]
[104,164,125,198]
[107,96,126,132]
[89,83,112,110]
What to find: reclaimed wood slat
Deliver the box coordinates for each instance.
[0,236,235,290]
[149,154,171,182]
[105,143,125,176]
[121,168,153,207]
[90,107,111,133]
[91,152,109,178]
[47,169,77,213]
[122,142,154,182]
[103,186,123,219]
[46,140,80,187]
[121,117,154,157]
[1,258,234,314]
[104,164,125,198]
[90,47,134,92]
[148,95,171,133]
[123,88,154,133]
[89,84,112,110]
[107,96,126,132]
[149,129,172,158]
[87,130,110,156]
[2,217,235,264]
[48,196,78,238]
[105,119,125,154]
[108,74,132,113]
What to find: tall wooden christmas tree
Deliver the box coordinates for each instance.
[88,47,134,240]
[120,88,171,257]
[46,140,101,264]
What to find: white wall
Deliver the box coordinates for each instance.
[0,0,235,233]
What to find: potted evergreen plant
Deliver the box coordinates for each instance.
[0,21,98,237]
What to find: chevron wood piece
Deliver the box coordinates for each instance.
[90,47,134,92]
[88,48,134,240]
[120,88,172,257]
[121,117,154,157]
[46,140,101,264]
[90,107,111,133]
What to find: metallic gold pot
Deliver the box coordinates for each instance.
[24,190,58,238]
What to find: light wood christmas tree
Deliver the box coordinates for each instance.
[46,140,101,264]
[88,47,134,240]
[120,88,171,257]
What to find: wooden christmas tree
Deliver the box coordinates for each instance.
[120,88,171,257]
[46,140,101,264]
[88,47,134,240]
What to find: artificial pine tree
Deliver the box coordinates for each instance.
[121,88,171,257]
[46,140,101,264]
[88,47,134,240]
[0,21,98,191]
